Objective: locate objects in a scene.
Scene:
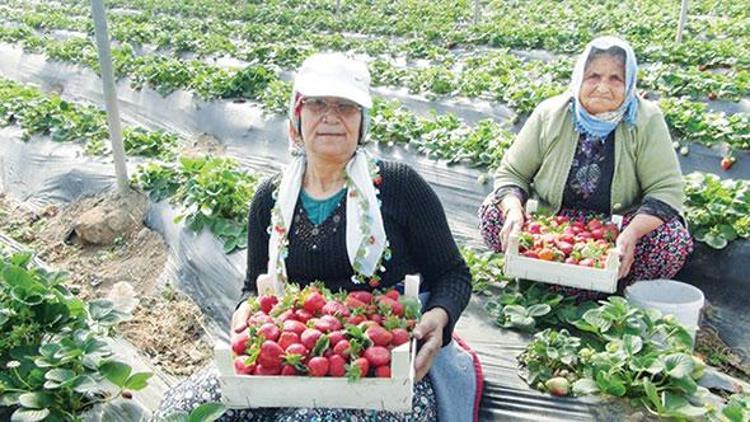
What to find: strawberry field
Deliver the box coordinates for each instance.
[1,0,749,420]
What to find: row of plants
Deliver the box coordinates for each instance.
[0,250,152,421]
[38,0,749,72]
[4,4,748,107]
[3,10,749,158]
[0,77,179,158]
[132,155,260,253]
[465,248,746,420]
[683,172,750,250]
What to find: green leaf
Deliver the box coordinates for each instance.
[0,392,22,406]
[99,361,132,387]
[662,391,707,418]
[572,378,599,395]
[187,402,226,422]
[88,299,114,320]
[11,408,50,422]
[642,379,662,413]
[718,224,738,241]
[670,375,698,395]
[17,392,54,409]
[623,335,643,355]
[663,353,694,379]
[526,303,551,317]
[125,372,153,391]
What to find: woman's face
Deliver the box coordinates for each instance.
[292,96,362,164]
[579,55,626,115]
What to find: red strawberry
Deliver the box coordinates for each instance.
[282,320,307,336]
[257,295,278,314]
[280,364,298,376]
[321,301,350,317]
[253,364,281,376]
[294,309,313,323]
[285,343,309,358]
[248,311,274,328]
[591,228,604,240]
[528,222,543,234]
[347,314,366,325]
[555,241,573,256]
[364,346,391,367]
[345,296,367,309]
[587,219,603,231]
[369,313,384,325]
[333,340,352,357]
[366,326,393,347]
[377,296,404,317]
[328,355,347,377]
[234,356,255,375]
[257,341,284,369]
[258,323,280,342]
[311,318,333,333]
[307,357,329,377]
[579,258,595,267]
[320,315,343,331]
[554,215,570,224]
[564,257,579,265]
[278,309,297,322]
[358,320,379,331]
[327,330,345,347]
[301,328,323,351]
[522,250,539,259]
[348,357,370,378]
[349,291,373,304]
[303,292,326,314]
[603,224,619,242]
[231,332,249,355]
[721,157,735,170]
[278,332,300,351]
[390,328,409,347]
[375,365,391,378]
[708,92,717,101]
[384,290,400,301]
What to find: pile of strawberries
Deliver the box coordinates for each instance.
[517,215,620,268]
[231,283,420,380]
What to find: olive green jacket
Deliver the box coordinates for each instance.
[493,93,685,216]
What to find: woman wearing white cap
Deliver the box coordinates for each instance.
[155,53,479,420]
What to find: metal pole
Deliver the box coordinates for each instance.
[474,0,480,25]
[676,0,688,43]
[90,0,129,193]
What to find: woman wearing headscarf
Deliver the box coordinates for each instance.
[155,53,479,421]
[479,36,693,290]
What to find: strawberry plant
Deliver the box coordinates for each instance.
[122,126,178,159]
[0,251,152,420]
[684,172,750,249]
[232,283,420,380]
[132,156,259,253]
[460,247,508,295]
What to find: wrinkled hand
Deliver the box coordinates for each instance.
[616,229,638,279]
[413,308,449,381]
[230,301,251,335]
[500,206,525,252]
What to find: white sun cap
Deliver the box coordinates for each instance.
[293,53,372,109]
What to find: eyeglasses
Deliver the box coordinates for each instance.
[301,98,362,117]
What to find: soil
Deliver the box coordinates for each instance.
[181,132,226,157]
[695,325,750,383]
[0,190,212,377]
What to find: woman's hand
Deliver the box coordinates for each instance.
[413,307,449,381]
[230,301,251,334]
[616,229,638,279]
[499,205,525,252]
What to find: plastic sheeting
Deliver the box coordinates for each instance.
[1,42,749,419]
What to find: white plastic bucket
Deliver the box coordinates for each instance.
[625,279,705,336]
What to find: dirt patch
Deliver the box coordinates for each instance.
[182,133,226,157]
[0,190,211,376]
[696,325,750,383]
[120,285,212,376]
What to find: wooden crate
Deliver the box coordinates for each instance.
[214,276,421,412]
[503,201,621,293]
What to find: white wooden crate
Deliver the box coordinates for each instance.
[214,275,421,412]
[503,201,621,293]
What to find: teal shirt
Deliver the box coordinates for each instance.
[300,188,346,225]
